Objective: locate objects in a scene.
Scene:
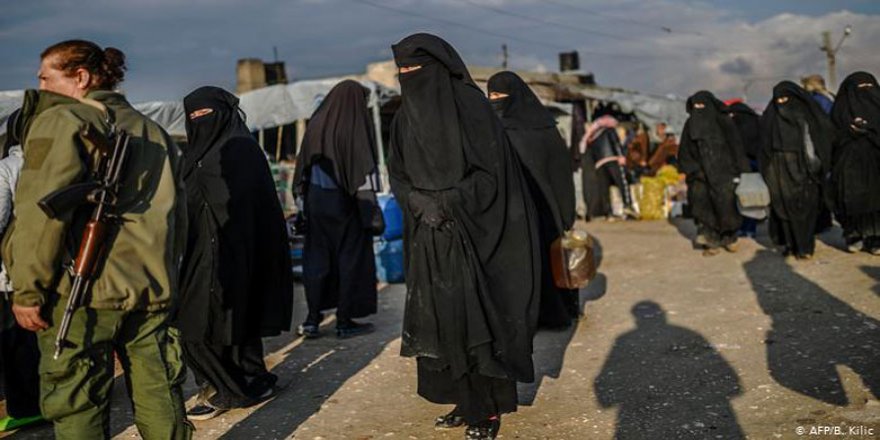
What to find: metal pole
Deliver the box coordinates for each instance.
[502,44,509,70]
[821,31,836,89]
[371,101,389,194]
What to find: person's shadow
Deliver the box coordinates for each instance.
[595,301,744,439]
[862,265,880,297]
[744,250,880,405]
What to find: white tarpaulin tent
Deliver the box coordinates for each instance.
[0,79,398,138]
[570,85,688,134]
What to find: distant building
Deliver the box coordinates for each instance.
[236,58,289,94]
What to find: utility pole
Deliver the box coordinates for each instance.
[819,26,852,89]
[502,44,508,70]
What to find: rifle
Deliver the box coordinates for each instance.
[37,123,131,359]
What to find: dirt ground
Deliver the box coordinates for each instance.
[4,219,879,439]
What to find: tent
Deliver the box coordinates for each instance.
[568,85,688,135]
[0,78,399,138]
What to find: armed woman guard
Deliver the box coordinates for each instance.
[3,40,191,439]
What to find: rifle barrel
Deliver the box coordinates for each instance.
[53,275,85,359]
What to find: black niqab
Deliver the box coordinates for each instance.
[293,80,378,195]
[488,71,575,231]
[488,71,555,130]
[389,33,540,383]
[178,86,293,344]
[829,71,880,218]
[832,71,880,136]
[685,91,730,141]
[679,91,750,187]
[182,86,251,178]
[762,81,834,166]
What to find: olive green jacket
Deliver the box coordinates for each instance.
[4,90,187,311]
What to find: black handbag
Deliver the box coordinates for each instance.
[356,190,385,236]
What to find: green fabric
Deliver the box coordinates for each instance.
[4,90,186,311]
[37,300,192,440]
[0,415,44,431]
[4,91,104,308]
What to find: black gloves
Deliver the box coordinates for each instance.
[408,191,450,229]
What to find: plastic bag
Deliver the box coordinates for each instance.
[550,228,597,289]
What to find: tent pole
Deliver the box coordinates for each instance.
[275,125,284,162]
[371,101,389,194]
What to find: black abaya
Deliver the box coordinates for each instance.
[302,185,377,323]
[178,86,293,408]
[488,71,578,328]
[0,299,40,418]
[678,91,750,249]
[294,80,379,326]
[830,72,880,246]
[388,34,540,423]
[760,82,834,257]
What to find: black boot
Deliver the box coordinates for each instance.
[465,417,500,440]
[297,313,323,338]
[336,319,374,339]
[434,407,465,430]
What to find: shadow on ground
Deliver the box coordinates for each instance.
[864,266,880,297]
[594,301,745,439]
[519,237,607,406]
[217,285,403,439]
[743,249,880,405]
[4,282,402,440]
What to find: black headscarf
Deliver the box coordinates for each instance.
[685,91,730,141]
[488,71,575,232]
[389,33,539,383]
[828,72,880,216]
[727,102,761,161]
[178,86,293,344]
[183,86,252,178]
[761,81,834,169]
[293,80,378,195]
[390,33,473,191]
[832,71,880,138]
[679,91,750,185]
[488,71,555,130]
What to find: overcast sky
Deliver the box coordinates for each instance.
[2,0,879,105]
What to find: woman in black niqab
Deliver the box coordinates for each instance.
[759,81,834,259]
[388,33,540,438]
[488,71,578,328]
[830,71,880,254]
[678,91,750,255]
[292,80,379,337]
[177,86,293,414]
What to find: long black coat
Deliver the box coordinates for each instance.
[177,135,293,345]
[678,91,751,234]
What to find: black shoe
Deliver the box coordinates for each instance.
[186,404,227,421]
[465,418,500,440]
[434,409,465,430]
[336,321,374,339]
[297,323,321,338]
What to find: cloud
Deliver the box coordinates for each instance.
[720,57,754,76]
[0,0,877,107]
